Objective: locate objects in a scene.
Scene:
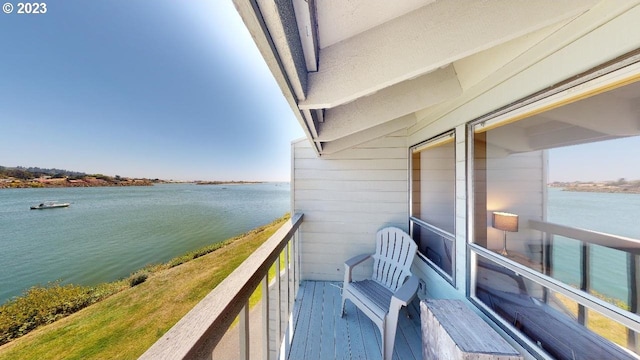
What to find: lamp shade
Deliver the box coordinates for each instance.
[492,212,518,232]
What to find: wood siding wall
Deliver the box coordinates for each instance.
[292,133,409,281]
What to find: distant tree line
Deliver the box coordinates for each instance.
[0,166,86,180]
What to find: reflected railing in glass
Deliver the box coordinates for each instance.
[410,217,454,279]
[529,220,640,315]
[475,255,639,360]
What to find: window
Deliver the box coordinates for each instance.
[410,131,455,281]
[470,73,640,358]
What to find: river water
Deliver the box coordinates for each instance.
[0,183,289,304]
[549,187,640,304]
[2,184,638,306]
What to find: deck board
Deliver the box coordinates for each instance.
[334,288,350,360]
[319,282,334,358]
[306,283,324,358]
[288,281,314,359]
[286,281,422,360]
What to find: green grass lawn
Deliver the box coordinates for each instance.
[0,215,289,360]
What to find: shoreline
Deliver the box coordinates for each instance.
[0,214,289,354]
[195,180,264,185]
[549,180,640,194]
[0,179,272,189]
[0,178,155,189]
[560,187,640,194]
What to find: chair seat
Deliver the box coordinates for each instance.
[349,280,393,319]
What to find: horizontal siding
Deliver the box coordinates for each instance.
[295,169,407,181]
[293,135,409,281]
[294,179,406,191]
[300,221,406,235]
[484,168,543,181]
[300,211,407,225]
[296,189,407,202]
[295,200,407,214]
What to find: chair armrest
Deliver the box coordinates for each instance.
[343,253,372,284]
[345,253,372,268]
[392,275,419,307]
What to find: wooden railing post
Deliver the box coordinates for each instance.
[275,252,282,357]
[282,242,291,356]
[262,275,270,360]
[578,242,590,325]
[239,304,249,360]
[293,230,299,295]
[541,232,553,304]
[285,243,291,315]
[628,253,639,351]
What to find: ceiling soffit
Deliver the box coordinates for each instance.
[300,0,597,111]
[248,0,600,154]
[314,0,434,49]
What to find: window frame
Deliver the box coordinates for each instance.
[466,55,640,357]
[409,130,456,285]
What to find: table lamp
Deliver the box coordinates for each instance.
[492,212,519,256]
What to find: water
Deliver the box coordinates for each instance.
[1,184,636,306]
[0,183,289,304]
[548,187,640,304]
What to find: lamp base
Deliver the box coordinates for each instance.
[499,231,508,256]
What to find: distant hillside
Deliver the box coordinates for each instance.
[0,166,156,189]
[0,166,89,179]
[549,179,640,194]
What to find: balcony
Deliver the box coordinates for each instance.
[139,213,423,359]
[139,208,640,360]
[286,281,421,360]
[140,213,302,360]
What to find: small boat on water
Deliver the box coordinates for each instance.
[30,201,71,210]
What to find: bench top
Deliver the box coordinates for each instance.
[422,299,521,356]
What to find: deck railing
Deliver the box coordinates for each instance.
[529,219,640,350]
[139,213,304,360]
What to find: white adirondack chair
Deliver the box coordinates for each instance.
[340,227,419,360]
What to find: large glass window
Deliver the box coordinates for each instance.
[471,77,640,358]
[410,132,455,280]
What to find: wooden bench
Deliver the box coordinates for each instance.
[421,299,522,360]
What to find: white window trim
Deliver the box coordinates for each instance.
[466,54,640,355]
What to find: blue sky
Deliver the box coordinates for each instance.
[0,1,305,181]
[548,136,640,182]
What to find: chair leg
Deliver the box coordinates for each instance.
[377,320,386,360]
[384,314,399,360]
[340,294,347,317]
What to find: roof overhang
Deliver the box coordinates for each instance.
[233,0,601,156]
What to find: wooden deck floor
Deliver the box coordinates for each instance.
[286,281,422,360]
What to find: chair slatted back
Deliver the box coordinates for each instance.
[372,227,417,292]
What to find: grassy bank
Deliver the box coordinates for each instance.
[554,291,630,349]
[0,214,289,360]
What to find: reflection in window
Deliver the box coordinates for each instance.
[410,132,455,279]
[476,256,636,360]
[472,129,545,272]
[413,220,453,276]
[471,79,640,357]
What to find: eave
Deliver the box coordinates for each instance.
[234,0,601,156]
